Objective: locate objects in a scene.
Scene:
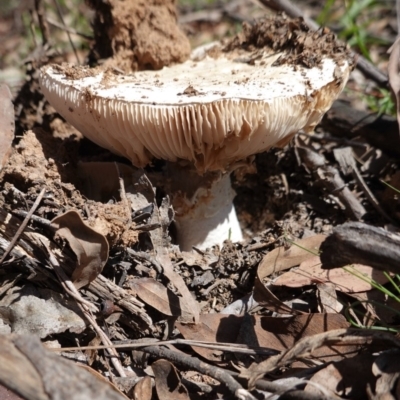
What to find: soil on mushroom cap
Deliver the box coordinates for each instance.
[86,0,191,72]
[219,14,354,69]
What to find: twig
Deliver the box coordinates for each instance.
[333,147,396,224]
[11,210,55,229]
[28,10,38,48]
[34,0,50,45]
[52,0,80,64]
[126,248,163,274]
[241,327,400,388]
[0,187,46,265]
[140,345,256,400]
[53,338,278,356]
[295,140,366,220]
[115,162,131,225]
[46,17,93,40]
[257,0,388,87]
[42,240,127,378]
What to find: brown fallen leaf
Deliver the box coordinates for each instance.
[254,235,326,314]
[372,349,400,400]
[316,282,342,313]
[177,313,353,366]
[51,210,109,289]
[305,352,377,399]
[250,313,355,364]
[78,364,129,400]
[0,84,14,172]
[130,277,193,320]
[176,314,243,363]
[152,359,189,400]
[273,255,388,293]
[156,249,200,324]
[132,376,153,400]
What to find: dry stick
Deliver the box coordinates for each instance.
[333,147,396,225]
[45,247,96,311]
[114,162,131,225]
[0,187,46,265]
[140,345,256,400]
[126,248,163,274]
[257,0,388,87]
[295,141,366,220]
[34,0,50,45]
[28,10,38,48]
[54,338,278,356]
[41,241,127,378]
[320,221,400,275]
[46,17,93,40]
[52,0,80,64]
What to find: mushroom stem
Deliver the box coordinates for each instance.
[166,163,243,251]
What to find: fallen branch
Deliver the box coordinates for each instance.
[296,140,366,220]
[333,147,395,224]
[140,345,255,400]
[320,222,400,275]
[321,100,400,159]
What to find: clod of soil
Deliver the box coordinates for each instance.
[85,0,191,72]
[223,14,354,69]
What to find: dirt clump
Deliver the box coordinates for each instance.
[1,129,139,247]
[85,0,191,72]
[223,14,355,69]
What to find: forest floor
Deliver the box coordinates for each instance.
[1,1,400,399]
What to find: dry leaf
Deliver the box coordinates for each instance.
[251,314,351,360]
[273,256,388,293]
[130,277,193,320]
[305,353,377,399]
[78,364,130,400]
[372,349,400,400]
[152,359,189,400]
[156,250,200,324]
[254,235,326,314]
[176,314,243,363]
[316,282,342,313]
[0,84,14,172]
[51,210,109,289]
[178,313,354,366]
[132,376,153,400]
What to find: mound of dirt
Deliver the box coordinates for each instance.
[85,0,191,72]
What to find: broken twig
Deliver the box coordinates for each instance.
[0,187,46,265]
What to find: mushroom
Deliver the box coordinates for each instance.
[39,16,353,251]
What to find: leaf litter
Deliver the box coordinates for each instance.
[1,0,400,399]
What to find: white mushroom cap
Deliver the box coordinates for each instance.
[39,16,354,250]
[39,39,351,173]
